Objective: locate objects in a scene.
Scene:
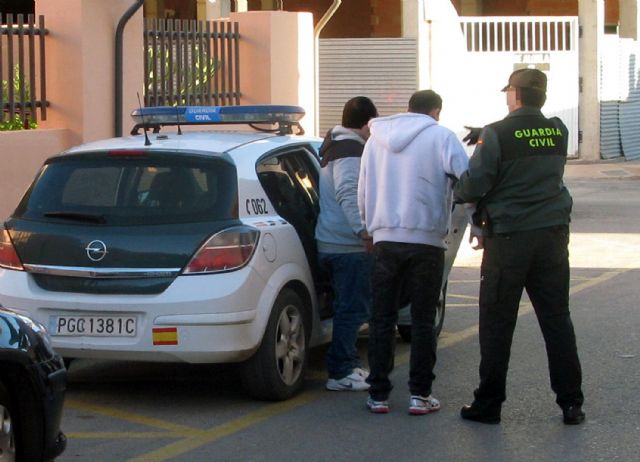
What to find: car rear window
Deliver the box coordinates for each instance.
[14,152,238,225]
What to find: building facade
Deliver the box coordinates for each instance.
[140,0,621,36]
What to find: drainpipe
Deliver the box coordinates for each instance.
[115,0,145,137]
[314,0,342,136]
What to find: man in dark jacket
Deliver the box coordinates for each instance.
[454,69,585,425]
[316,96,377,392]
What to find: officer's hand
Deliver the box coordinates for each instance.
[463,126,482,146]
[469,232,484,250]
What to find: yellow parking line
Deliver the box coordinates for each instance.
[448,294,479,300]
[67,269,627,462]
[398,269,628,364]
[127,392,321,462]
[68,432,183,439]
[65,399,203,437]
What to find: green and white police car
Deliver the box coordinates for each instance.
[0,105,466,401]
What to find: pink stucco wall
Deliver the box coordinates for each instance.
[0,8,315,222]
[0,129,71,220]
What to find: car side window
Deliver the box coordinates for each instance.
[256,147,320,268]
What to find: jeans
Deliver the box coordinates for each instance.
[319,251,371,379]
[474,225,584,410]
[366,242,444,400]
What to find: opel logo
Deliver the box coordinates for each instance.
[86,240,108,262]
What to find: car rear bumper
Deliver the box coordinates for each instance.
[1,267,272,363]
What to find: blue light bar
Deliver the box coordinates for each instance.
[131,105,305,126]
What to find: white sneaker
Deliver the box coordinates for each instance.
[352,367,370,380]
[366,396,390,414]
[326,371,370,391]
[408,395,441,415]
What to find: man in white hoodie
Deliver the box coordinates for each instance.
[316,96,378,392]
[358,90,469,414]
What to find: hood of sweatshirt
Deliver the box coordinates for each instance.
[319,125,367,167]
[368,113,438,153]
[319,125,365,156]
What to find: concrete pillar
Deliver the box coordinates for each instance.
[402,0,430,89]
[402,1,471,132]
[36,0,144,145]
[619,0,639,39]
[230,11,315,134]
[578,0,604,161]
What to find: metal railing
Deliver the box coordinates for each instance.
[0,14,48,128]
[144,18,240,107]
[460,17,577,53]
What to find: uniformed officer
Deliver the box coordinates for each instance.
[454,68,585,425]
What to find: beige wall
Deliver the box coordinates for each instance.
[36,0,144,145]
[0,9,317,222]
[0,129,72,220]
[231,11,316,134]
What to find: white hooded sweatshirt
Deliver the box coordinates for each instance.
[357,112,469,249]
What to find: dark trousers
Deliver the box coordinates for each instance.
[367,241,444,400]
[474,225,584,410]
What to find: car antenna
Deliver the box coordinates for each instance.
[136,92,152,146]
[175,105,183,135]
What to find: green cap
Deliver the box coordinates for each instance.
[501,68,547,92]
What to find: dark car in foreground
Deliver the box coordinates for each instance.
[0,308,66,461]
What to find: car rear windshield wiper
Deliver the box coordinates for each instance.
[44,211,107,224]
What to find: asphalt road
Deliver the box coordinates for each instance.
[56,179,639,462]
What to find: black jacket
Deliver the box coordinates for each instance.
[454,107,572,234]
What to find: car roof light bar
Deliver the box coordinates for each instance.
[130,105,305,136]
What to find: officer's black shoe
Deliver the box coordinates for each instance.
[460,404,501,424]
[562,405,585,425]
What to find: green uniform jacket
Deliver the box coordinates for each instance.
[454,107,572,234]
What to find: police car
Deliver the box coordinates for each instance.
[0,105,466,401]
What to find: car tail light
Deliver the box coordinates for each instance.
[0,228,24,270]
[183,225,260,274]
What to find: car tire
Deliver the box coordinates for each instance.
[1,371,45,462]
[0,380,17,462]
[397,282,447,343]
[240,289,309,401]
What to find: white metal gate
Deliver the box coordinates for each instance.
[458,16,580,157]
[318,38,417,135]
[318,17,578,156]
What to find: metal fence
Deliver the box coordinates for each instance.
[460,17,576,52]
[144,18,240,107]
[0,14,47,128]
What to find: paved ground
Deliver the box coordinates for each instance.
[565,158,640,180]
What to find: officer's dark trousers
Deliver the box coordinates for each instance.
[367,242,444,400]
[474,225,584,410]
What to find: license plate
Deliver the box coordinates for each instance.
[50,315,137,337]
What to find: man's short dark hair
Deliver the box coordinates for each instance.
[341,96,378,129]
[408,90,442,115]
[518,87,547,108]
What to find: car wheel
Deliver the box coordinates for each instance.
[0,381,17,462]
[397,282,447,343]
[240,289,309,401]
[1,371,45,462]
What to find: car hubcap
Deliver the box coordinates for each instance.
[0,405,16,462]
[275,305,305,385]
